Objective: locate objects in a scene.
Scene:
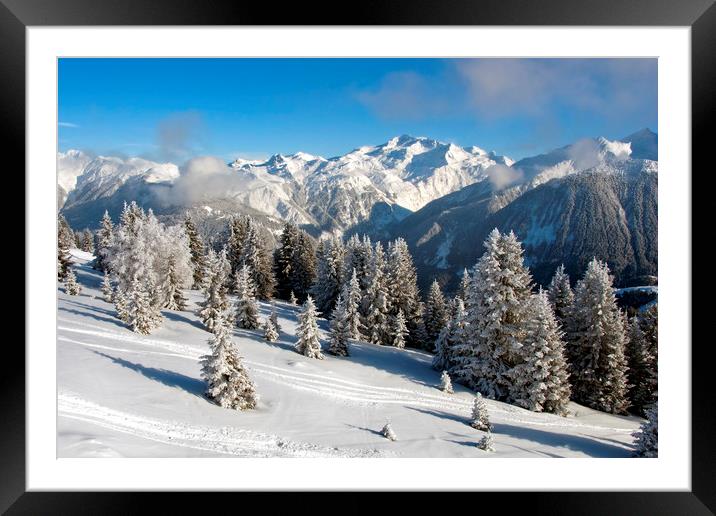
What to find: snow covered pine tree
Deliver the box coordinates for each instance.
[127,276,162,335]
[200,312,258,410]
[269,302,281,333]
[295,295,324,359]
[632,404,657,457]
[564,258,629,414]
[328,293,351,356]
[433,297,467,373]
[626,315,658,416]
[477,431,495,452]
[235,264,261,330]
[509,290,571,414]
[440,371,454,394]
[161,255,188,311]
[94,210,114,272]
[101,270,114,302]
[471,393,492,431]
[390,309,409,349]
[263,316,279,342]
[342,268,363,339]
[547,264,574,328]
[198,248,231,332]
[424,280,449,346]
[184,213,207,289]
[64,268,81,296]
[460,229,533,400]
[363,241,391,345]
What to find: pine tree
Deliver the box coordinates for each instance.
[58,214,76,250]
[564,258,629,414]
[198,248,231,332]
[456,268,471,302]
[58,244,72,281]
[632,404,658,457]
[200,312,258,410]
[227,215,250,276]
[509,291,571,414]
[342,234,372,301]
[311,237,345,315]
[108,208,192,295]
[128,276,162,334]
[389,309,408,349]
[342,268,363,339]
[263,316,279,342]
[161,255,188,311]
[145,274,165,329]
[477,431,495,452]
[440,370,454,394]
[328,293,351,357]
[101,270,114,302]
[114,287,130,322]
[119,201,145,237]
[235,264,261,330]
[291,231,317,301]
[641,304,658,364]
[547,264,574,328]
[269,302,281,333]
[470,393,492,431]
[289,291,298,305]
[238,217,275,300]
[274,221,300,299]
[80,228,95,253]
[64,268,81,295]
[424,280,449,346]
[363,241,391,345]
[434,298,468,373]
[184,213,207,289]
[386,238,425,348]
[94,210,115,272]
[626,315,657,416]
[381,422,397,441]
[295,295,323,359]
[460,229,533,400]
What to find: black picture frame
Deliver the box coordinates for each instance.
[5,0,713,513]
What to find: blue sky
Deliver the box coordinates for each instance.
[58,58,657,162]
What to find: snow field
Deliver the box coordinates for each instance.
[58,259,643,458]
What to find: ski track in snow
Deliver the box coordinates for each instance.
[58,317,635,434]
[58,391,385,458]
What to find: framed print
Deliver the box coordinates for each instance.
[7,0,714,512]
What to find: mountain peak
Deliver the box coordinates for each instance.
[620,128,657,160]
[384,134,436,148]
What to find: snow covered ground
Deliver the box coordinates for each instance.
[58,253,643,458]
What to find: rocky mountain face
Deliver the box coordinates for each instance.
[383,130,658,291]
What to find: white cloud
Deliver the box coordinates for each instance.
[355,59,657,127]
[485,163,524,190]
[58,122,79,128]
[158,156,252,206]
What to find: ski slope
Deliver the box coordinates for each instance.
[57,253,643,458]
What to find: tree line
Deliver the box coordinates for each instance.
[57,205,657,421]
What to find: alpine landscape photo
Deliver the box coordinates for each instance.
[56,58,659,459]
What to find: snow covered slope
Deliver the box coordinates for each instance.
[58,256,642,458]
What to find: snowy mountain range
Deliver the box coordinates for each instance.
[58,129,657,288]
[384,129,658,290]
[58,135,511,235]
